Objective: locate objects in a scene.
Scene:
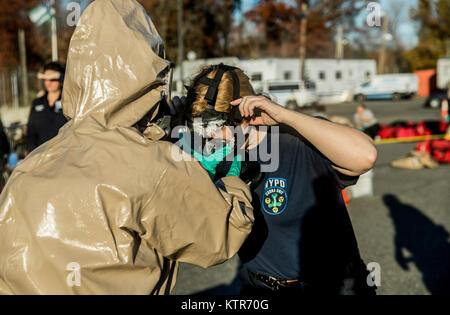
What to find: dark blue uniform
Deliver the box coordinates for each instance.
[26,93,67,153]
[238,125,375,295]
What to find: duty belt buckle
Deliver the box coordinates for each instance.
[268,276,282,291]
[279,279,300,288]
[256,274,280,291]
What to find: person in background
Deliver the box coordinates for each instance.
[441,87,449,122]
[353,104,380,139]
[26,62,67,155]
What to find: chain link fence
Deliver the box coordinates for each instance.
[0,69,42,127]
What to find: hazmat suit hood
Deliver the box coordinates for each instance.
[0,0,253,295]
[62,0,169,129]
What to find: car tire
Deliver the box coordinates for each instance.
[429,98,441,109]
[355,94,365,102]
[392,93,401,101]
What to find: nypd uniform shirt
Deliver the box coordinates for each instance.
[26,93,67,152]
[238,125,362,282]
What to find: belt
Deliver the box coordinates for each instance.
[252,272,308,291]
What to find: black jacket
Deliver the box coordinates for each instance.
[26,93,67,152]
[0,119,9,158]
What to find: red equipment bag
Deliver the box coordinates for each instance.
[416,141,432,154]
[396,127,416,138]
[415,122,432,136]
[430,140,450,163]
[379,127,398,139]
[439,121,449,133]
[431,140,450,151]
[433,150,450,163]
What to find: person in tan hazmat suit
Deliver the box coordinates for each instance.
[0,0,254,295]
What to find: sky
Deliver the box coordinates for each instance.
[238,0,420,50]
[358,0,419,49]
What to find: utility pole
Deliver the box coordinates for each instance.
[446,39,450,57]
[50,0,58,61]
[378,14,389,74]
[18,29,29,107]
[335,25,344,60]
[298,1,308,80]
[177,0,184,87]
[11,72,19,108]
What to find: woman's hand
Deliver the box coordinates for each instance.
[231,96,287,126]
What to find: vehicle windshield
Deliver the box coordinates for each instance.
[304,81,316,89]
[268,84,300,91]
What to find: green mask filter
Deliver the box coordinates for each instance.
[178,132,242,180]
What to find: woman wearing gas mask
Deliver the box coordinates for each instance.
[183,64,378,295]
[0,0,254,295]
[174,64,262,187]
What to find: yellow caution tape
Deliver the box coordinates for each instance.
[374,134,448,145]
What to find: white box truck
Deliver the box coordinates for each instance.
[354,74,418,101]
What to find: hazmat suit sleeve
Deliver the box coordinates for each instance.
[139,145,254,268]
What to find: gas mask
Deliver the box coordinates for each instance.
[183,64,261,185]
[134,62,177,141]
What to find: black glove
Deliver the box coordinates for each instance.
[240,155,263,189]
[169,96,187,116]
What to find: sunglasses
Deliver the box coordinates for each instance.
[44,79,60,82]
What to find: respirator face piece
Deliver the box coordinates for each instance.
[181,64,262,185]
[185,63,245,155]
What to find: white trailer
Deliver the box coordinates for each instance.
[304,59,377,103]
[437,57,450,89]
[240,58,377,104]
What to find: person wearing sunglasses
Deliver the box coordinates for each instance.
[26,62,67,155]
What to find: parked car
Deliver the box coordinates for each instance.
[423,89,449,109]
[253,80,319,109]
[354,74,418,101]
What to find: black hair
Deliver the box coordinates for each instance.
[43,62,65,74]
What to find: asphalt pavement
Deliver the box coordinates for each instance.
[172,98,450,295]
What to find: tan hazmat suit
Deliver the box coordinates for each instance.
[0,0,253,295]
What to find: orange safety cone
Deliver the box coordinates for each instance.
[342,189,350,205]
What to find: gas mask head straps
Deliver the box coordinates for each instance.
[186,63,243,127]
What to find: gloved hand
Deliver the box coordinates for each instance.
[178,132,241,179]
[191,145,232,176]
[191,146,243,179]
[240,159,262,188]
[169,96,187,116]
[226,154,242,177]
